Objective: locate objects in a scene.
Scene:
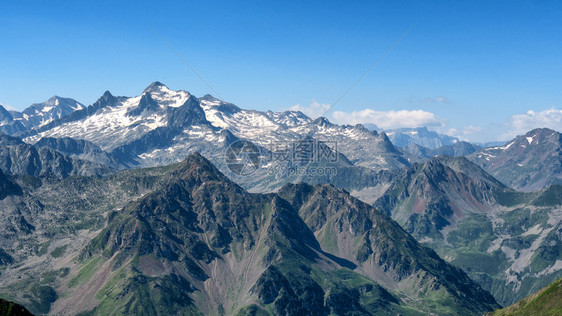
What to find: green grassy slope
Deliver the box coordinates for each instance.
[489,278,562,316]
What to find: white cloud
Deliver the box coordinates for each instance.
[446,128,459,135]
[442,125,481,142]
[331,109,444,130]
[503,108,562,139]
[463,125,482,135]
[289,101,330,119]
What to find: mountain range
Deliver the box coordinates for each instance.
[0,82,561,315]
[0,153,500,315]
[4,83,560,194]
[5,83,408,175]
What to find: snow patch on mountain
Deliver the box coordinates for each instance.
[147,84,190,108]
[535,260,562,277]
[488,141,514,151]
[42,106,54,113]
[199,99,230,129]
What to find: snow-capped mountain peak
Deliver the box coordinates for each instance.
[22,84,205,151]
[311,116,332,127]
[142,81,191,108]
[25,96,84,115]
[0,96,86,131]
[142,81,167,93]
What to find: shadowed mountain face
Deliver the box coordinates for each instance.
[0,153,500,315]
[0,105,13,125]
[373,155,562,306]
[34,137,129,170]
[0,298,34,316]
[0,132,111,179]
[0,169,22,199]
[468,128,562,192]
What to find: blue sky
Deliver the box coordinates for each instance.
[1,0,562,142]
